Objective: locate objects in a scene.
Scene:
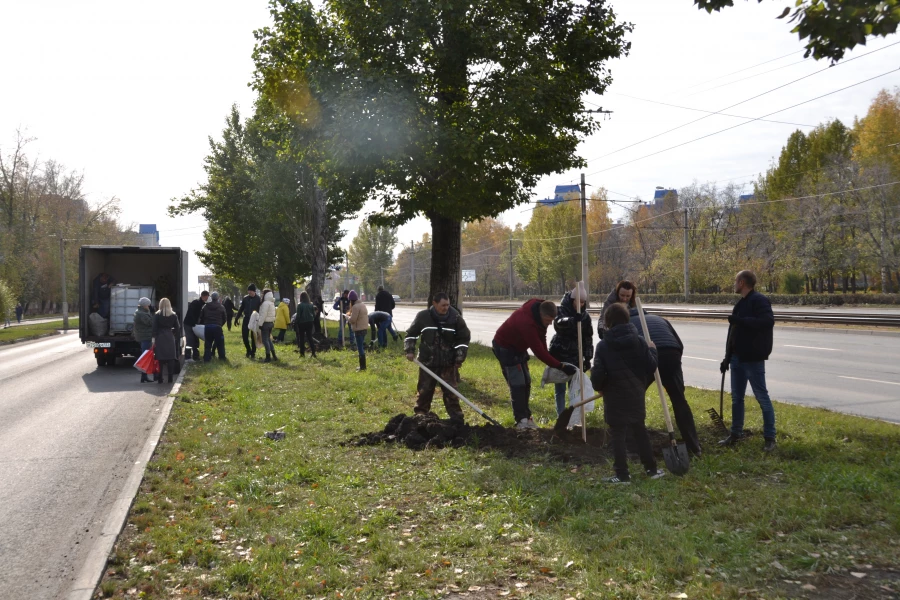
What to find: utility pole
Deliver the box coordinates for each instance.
[410,240,415,303]
[59,237,69,330]
[381,266,385,288]
[508,236,514,300]
[683,208,690,300]
[580,173,588,284]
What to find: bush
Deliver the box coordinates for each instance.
[0,279,15,318]
[782,271,804,294]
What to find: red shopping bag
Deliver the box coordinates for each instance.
[134,347,157,374]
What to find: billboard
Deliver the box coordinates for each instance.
[462,269,476,282]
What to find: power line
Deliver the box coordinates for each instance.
[583,40,900,165]
[678,50,800,92]
[684,57,811,97]
[587,68,900,177]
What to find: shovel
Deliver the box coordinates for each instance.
[634,298,690,476]
[414,359,501,426]
[553,392,602,436]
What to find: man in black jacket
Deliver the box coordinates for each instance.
[223,296,235,331]
[183,290,209,361]
[629,306,701,456]
[374,286,399,340]
[719,270,776,451]
[235,284,262,358]
[199,291,228,361]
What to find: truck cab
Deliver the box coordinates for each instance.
[79,246,188,368]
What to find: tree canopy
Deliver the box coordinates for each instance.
[695,0,899,62]
[252,0,632,305]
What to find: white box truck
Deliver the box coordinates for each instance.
[79,245,189,368]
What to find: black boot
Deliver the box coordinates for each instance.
[140,373,148,383]
[357,355,366,371]
[264,353,271,363]
[272,348,278,362]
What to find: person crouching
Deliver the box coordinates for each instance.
[591,303,664,484]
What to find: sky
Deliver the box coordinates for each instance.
[1,0,898,291]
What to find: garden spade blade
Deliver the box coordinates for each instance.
[662,434,691,476]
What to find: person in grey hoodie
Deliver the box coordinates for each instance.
[257,290,278,362]
[199,291,228,362]
[133,297,155,383]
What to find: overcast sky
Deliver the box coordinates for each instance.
[1,0,897,291]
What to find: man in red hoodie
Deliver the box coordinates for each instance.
[492,299,578,429]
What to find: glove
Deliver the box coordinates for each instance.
[560,363,578,376]
[720,359,729,374]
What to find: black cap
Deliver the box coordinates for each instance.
[248,284,257,291]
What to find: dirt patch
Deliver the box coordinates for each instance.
[773,568,900,599]
[344,412,676,465]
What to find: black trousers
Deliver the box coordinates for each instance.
[657,347,701,454]
[610,422,657,479]
[492,342,532,422]
[226,315,233,331]
[242,324,256,355]
[296,322,316,355]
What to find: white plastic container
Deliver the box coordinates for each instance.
[109,285,156,334]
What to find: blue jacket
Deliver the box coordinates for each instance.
[728,290,774,361]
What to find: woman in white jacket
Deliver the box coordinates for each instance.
[258,290,278,362]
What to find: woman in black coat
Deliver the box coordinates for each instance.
[549,282,593,415]
[153,297,184,384]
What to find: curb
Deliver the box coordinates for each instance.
[67,365,188,600]
[0,330,64,346]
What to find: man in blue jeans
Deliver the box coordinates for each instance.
[719,270,777,452]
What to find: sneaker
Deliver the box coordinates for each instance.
[647,469,666,480]
[602,475,631,485]
[516,418,539,430]
[763,438,777,452]
[718,433,743,446]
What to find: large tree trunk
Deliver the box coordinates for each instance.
[306,184,328,304]
[276,275,295,316]
[427,212,461,307]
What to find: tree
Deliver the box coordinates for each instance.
[461,217,512,297]
[696,0,900,62]
[515,202,581,296]
[253,0,632,306]
[347,222,398,295]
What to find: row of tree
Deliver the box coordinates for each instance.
[351,88,899,299]
[0,132,137,312]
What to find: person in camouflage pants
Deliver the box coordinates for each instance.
[404,292,471,423]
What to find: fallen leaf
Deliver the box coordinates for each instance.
[669,594,688,599]
[468,586,483,592]
[771,560,787,571]
[265,535,277,545]
[565,561,574,569]
[515,582,528,589]
[539,567,552,574]
[175,452,185,461]
[801,584,816,590]
[851,572,867,579]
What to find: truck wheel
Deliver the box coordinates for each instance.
[96,354,107,367]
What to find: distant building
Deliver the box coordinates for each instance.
[739,193,755,203]
[138,224,160,247]
[642,188,677,212]
[537,184,581,208]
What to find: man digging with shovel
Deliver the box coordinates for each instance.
[405,293,471,424]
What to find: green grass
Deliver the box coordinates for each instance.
[96,329,900,599]
[0,318,79,343]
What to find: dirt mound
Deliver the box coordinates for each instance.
[345,413,675,465]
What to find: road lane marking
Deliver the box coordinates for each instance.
[838,376,900,386]
[684,356,718,362]
[784,344,839,351]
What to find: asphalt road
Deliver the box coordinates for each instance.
[386,306,900,424]
[0,332,173,600]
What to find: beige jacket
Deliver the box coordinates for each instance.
[258,292,277,323]
[347,301,369,332]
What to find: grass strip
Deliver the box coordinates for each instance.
[97,329,900,599]
[0,318,79,344]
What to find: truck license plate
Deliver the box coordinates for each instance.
[88,342,112,348]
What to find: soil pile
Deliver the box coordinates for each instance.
[345,412,675,464]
